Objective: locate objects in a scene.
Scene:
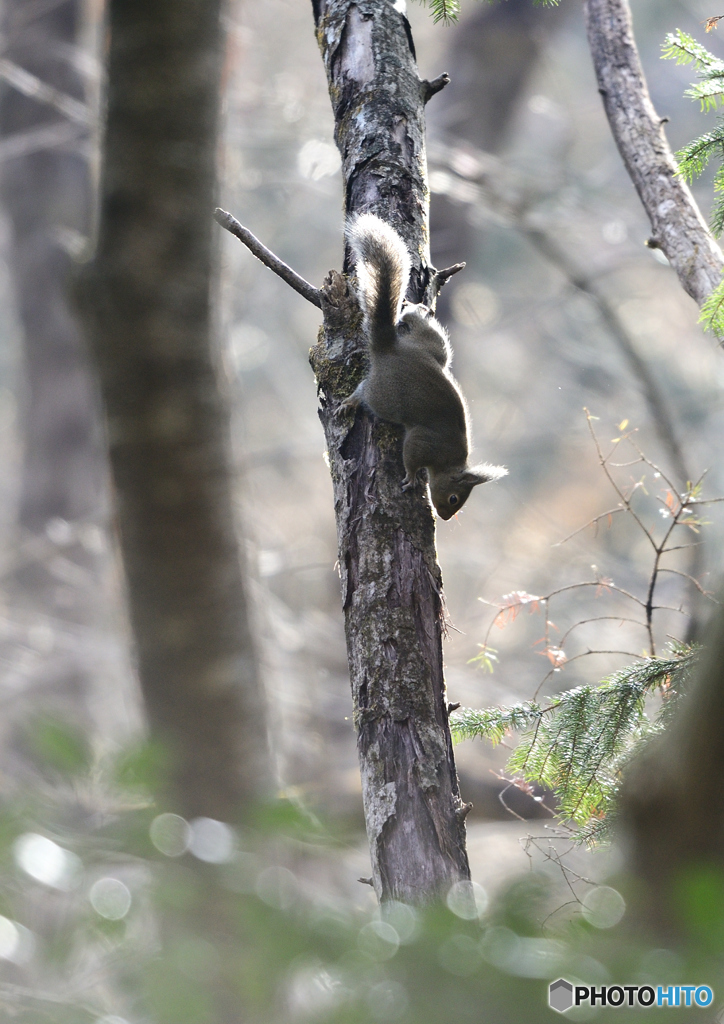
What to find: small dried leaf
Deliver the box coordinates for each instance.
[537,646,568,668]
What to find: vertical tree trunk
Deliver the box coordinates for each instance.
[0,0,101,540]
[80,0,270,820]
[619,602,724,932]
[0,0,145,767]
[310,0,471,904]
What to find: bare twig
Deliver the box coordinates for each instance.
[554,506,627,546]
[0,121,85,163]
[657,567,717,600]
[214,208,322,309]
[434,261,465,292]
[558,615,648,647]
[584,0,724,306]
[421,72,450,104]
[0,57,91,124]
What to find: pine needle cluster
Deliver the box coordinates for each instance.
[662,29,724,335]
[413,0,559,28]
[451,643,698,843]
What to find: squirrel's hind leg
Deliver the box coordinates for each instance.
[401,426,435,491]
[339,379,367,415]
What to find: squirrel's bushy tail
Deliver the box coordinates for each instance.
[346,213,411,351]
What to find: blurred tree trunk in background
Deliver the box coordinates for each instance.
[0,0,141,766]
[0,0,101,539]
[620,602,724,934]
[430,0,566,271]
[80,0,270,820]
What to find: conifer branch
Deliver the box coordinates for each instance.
[452,645,699,839]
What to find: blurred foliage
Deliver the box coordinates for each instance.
[0,726,722,1022]
[26,716,92,777]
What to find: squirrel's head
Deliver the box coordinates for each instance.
[430,464,508,520]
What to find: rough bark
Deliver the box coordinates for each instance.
[310,0,471,905]
[585,0,724,306]
[79,0,270,820]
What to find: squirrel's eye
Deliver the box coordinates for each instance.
[449,494,459,506]
[398,321,411,335]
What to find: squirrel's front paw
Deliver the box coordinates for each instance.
[401,474,413,491]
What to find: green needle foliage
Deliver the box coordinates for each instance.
[663,29,724,336]
[451,644,698,843]
[413,0,559,27]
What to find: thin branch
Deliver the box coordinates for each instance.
[586,413,658,557]
[584,0,724,306]
[421,72,450,103]
[214,208,322,309]
[626,437,688,500]
[0,121,85,163]
[554,506,627,546]
[657,567,718,600]
[435,261,465,289]
[533,649,645,699]
[0,57,91,125]
[543,580,646,610]
[558,615,649,646]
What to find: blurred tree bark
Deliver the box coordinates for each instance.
[80,0,270,820]
[0,0,137,769]
[429,0,566,272]
[309,0,472,905]
[619,603,724,932]
[0,0,102,540]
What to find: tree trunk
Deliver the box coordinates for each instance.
[585,0,724,305]
[0,0,102,539]
[619,601,724,932]
[0,0,146,772]
[80,0,270,820]
[310,0,471,905]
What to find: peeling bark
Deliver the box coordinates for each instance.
[585,0,724,306]
[310,0,470,904]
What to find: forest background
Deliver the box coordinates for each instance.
[1,0,724,1020]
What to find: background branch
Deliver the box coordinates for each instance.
[584,0,724,306]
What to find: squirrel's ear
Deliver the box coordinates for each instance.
[457,463,508,487]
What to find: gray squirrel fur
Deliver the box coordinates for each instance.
[341,213,507,520]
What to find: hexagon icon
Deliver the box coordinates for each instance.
[549,979,574,1013]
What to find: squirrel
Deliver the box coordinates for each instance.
[340,213,507,520]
